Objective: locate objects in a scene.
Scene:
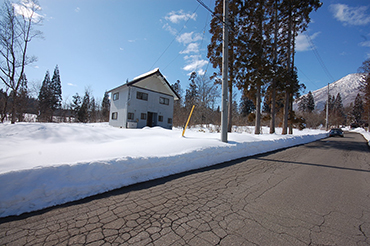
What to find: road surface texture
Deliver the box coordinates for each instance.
[1,132,369,245]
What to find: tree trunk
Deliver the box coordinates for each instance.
[228,85,232,132]
[282,2,293,135]
[270,83,276,134]
[11,93,16,124]
[255,84,261,134]
[282,92,289,135]
[289,95,293,134]
[270,0,278,134]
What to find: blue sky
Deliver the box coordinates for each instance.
[5,0,370,106]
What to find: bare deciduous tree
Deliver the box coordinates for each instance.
[0,0,42,123]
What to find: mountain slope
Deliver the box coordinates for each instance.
[296,73,364,111]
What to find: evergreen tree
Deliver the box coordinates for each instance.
[50,65,62,115]
[37,66,62,122]
[71,93,81,121]
[352,93,364,124]
[298,95,308,112]
[208,0,243,132]
[358,58,370,131]
[240,94,255,117]
[171,80,186,127]
[38,71,52,122]
[333,93,345,126]
[78,90,90,123]
[16,74,29,122]
[101,91,110,122]
[306,91,315,113]
[184,72,198,109]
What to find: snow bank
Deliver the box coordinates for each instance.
[351,127,370,146]
[0,123,327,218]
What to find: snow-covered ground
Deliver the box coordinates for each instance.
[0,122,355,218]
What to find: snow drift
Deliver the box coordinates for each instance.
[0,123,328,218]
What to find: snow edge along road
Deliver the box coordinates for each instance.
[0,133,327,218]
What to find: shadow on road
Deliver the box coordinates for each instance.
[305,132,370,153]
[255,157,370,174]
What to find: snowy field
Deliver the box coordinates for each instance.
[0,122,354,218]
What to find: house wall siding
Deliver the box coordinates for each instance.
[109,86,174,129]
[109,88,129,128]
[127,87,174,129]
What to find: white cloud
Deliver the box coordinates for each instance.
[119,47,124,51]
[183,55,208,72]
[360,40,370,47]
[329,4,370,26]
[162,23,178,36]
[165,10,197,24]
[67,83,77,87]
[197,69,206,76]
[12,0,42,22]
[176,32,202,45]
[75,7,80,13]
[295,32,320,52]
[180,43,200,54]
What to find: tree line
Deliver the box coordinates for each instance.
[0,64,110,123]
[1,0,369,132]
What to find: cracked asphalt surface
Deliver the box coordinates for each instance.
[1,132,369,245]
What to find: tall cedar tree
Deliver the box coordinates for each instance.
[184,72,198,110]
[37,66,62,122]
[0,0,42,123]
[236,0,274,134]
[208,0,242,132]
[306,91,315,113]
[16,74,28,122]
[333,93,345,126]
[298,94,308,112]
[208,0,320,134]
[352,93,364,124]
[38,71,52,121]
[279,0,321,134]
[171,80,186,126]
[101,91,110,122]
[50,65,62,115]
[358,59,370,131]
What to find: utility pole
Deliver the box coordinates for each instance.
[326,83,329,130]
[221,0,229,143]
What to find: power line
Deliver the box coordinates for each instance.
[150,5,200,70]
[196,0,235,33]
[305,33,336,83]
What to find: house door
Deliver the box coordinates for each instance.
[147,112,157,127]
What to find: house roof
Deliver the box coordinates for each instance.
[108,68,180,100]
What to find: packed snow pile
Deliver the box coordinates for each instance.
[351,127,370,146]
[0,123,328,218]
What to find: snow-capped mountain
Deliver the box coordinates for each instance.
[295,73,364,111]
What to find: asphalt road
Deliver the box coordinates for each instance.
[1,132,369,245]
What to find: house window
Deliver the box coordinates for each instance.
[137,91,148,101]
[128,112,134,120]
[112,112,118,120]
[168,118,172,124]
[158,115,163,122]
[141,113,147,120]
[113,92,119,101]
[159,97,169,105]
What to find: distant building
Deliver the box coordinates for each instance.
[107,68,179,129]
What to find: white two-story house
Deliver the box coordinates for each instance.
[108,68,180,129]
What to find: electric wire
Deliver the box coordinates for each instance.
[305,33,336,84]
[150,4,200,70]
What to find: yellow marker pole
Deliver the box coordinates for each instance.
[182,105,195,137]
